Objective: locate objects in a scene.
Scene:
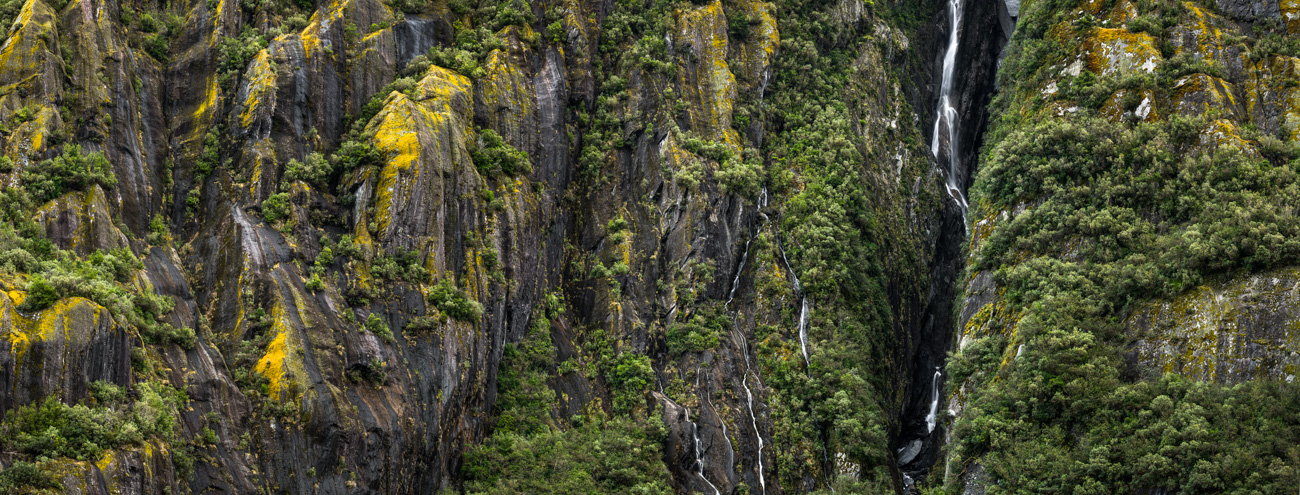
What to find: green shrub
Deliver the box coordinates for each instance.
[0,461,61,493]
[21,274,59,312]
[332,139,384,171]
[304,273,325,291]
[365,313,394,342]
[261,193,291,223]
[147,214,169,245]
[403,315,440,334]
[141,323,196,350]
[471,128,531,177]
[282,152,332,187]
[216,27,267,88]
[427,279,483,322]
[22,145,117,203]
[88,380,127,405]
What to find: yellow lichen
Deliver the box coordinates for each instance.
[240,50,278,130]
[1086,28,1161,77]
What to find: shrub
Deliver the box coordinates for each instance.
[282,152,332,187]
[427,279,483,322]
[332,139,383,171]
[22,145,117,203]
[21,274,60,312]
[365,313,394,342]
[403,315,440,334]
[141,323,196,350]
[471,128,531,177]
[261,193,291,223]
[0,461,61,493]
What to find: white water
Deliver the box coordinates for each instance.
[797,298,810,365]
[925,368,942,434]
[931,0,969,217]
[726,237,751,310]
[725,189,769,494]
[778,244,812,366]
[688,406,722,495]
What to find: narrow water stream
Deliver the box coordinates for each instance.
[932,0,968,215]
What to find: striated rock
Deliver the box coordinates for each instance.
[33,187,132,256]
[1128,267,1300,383]
[0,296,128,412]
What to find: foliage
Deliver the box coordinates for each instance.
[665,307,727,354]
[0,382,186,461]
[0,462,60,494]
[261,193,291,223]
[423,26,506,79]
[22,145,117,203]
[952,0,1300,490]
[471,128,531,177]
[332,139,384,172]
[743,0,918,489]
[195,131,220,179]
[463,296,672,494]
[462,414,673,494]
[365,313,394,342]
[370,247,427,282]
[282,152,333,188]
[216,27,267,88]
[141,323,197,350]
[427,279,483,322]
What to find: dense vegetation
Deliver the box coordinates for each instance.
[946,0,1300,491]
[462,294,673,493]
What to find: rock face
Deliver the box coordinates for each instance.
[0,0,989,492]
[945,0,1300,492]
[17,0,1297,493]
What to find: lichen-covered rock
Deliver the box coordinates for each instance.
[0,296,128,412]
[34,187,132,256]
[1128,267,1300,383]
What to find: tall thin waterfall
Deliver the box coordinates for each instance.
[925,368,942,434]
[932,0,968,213]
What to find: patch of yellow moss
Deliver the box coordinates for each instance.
[191,76,220,139]
[11,105,57,155]
[240,50,278,130]
[1172,74,1239,118]
[1128,267,1300,383]
[677,0,741,148]
[1085,28,1161,77]
[7,289,25,307]
[1282,0,1300,34]
[255,324,290,399]
[0,0,57,76]
[367,66,472,236]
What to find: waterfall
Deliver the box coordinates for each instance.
[726,237,751,310]
[797,298,810,365]
[925,368,942,434]
[778,243,811,366]
[688,406,722,495]
[692,368,722,495]
[931,0,969,216]
[725,189,770,494]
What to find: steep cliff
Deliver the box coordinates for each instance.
[0,0,979,493]
[4,0,1291,492]
[946,0,1300,492]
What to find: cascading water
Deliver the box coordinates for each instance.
[741,368,766,495]
[778,245,811,366]
[691,368,722,495]
[725,197,769,494]
[925,368,942,434]
[688,405,722,495]
[726,238,750,310]
[932,0,968,216]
